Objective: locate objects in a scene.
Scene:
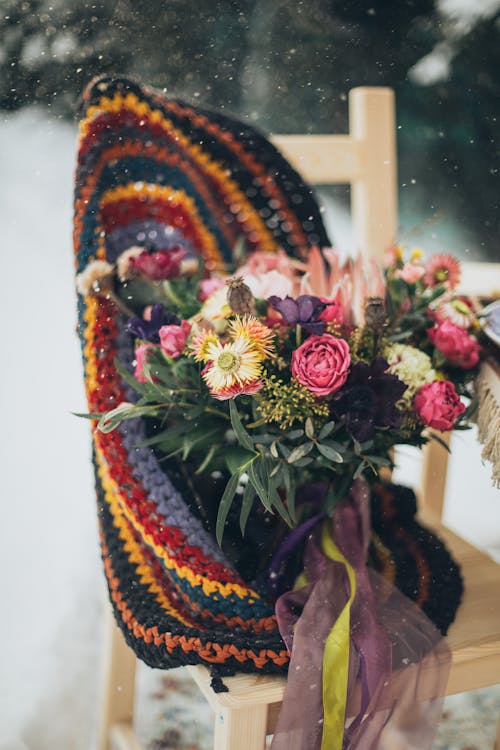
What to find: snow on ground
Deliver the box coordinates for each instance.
[0,107,498,749]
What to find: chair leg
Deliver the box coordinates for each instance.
[98,608,138,750]
[494,709,500,750]
[214,704,268,750]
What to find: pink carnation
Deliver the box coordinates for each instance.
[128,247,186,281]
[414,381,465,431]
[291,334,351,396]
[428,320,480,369]
[134,344,152,382]
[159,321,191,358]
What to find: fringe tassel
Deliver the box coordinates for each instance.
[475,360,500,488]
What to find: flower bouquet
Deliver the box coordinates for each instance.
[75,76,484,750]
[80,244,480,550]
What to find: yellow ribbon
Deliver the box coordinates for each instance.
[320,522,357,750]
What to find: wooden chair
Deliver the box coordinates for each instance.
[98,87,500,750]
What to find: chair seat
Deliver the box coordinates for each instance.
[188,517,500,735]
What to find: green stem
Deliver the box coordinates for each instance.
[163,280,184,309]
[295,325,302,348]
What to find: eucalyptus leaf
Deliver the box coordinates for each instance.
[216,472,241,546]
[318,421,335,440]
[317,442,344,463]
[285,428,304,440]
[287,441,314,463]
[293,456,314,468]
[305,417,315,440]
[353,460,367,480]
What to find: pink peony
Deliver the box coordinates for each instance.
[134,344,153,382]
[128,247,186,280]
[291,334,351,396]
[395,262,425,284]
[428,320,480,369]
[198,277,226,301]
[159,320,191,358]
[414,381,465,431]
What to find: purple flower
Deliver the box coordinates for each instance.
[127,304,180,343]
[331,357,407,441]
[268,294,327,335]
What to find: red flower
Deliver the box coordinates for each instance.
[128,247,186,280]
[291,334,350,396]
[428,320,480,369]
[414,381,465,431]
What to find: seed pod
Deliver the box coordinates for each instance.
[226,276,255,315]
[364,296,386,330]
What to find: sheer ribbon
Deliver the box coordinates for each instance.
[271,480,451,750]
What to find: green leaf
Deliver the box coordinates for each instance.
[287,441,314,463]
[216,472,241,546]
[248,460,272,512]
[362,454,392,466]
[317,442,344,463]
[225,446,256,474]
[270,441,279,459]
[293,456,314,467]
[137,420,193,447]
[195,443,219,475]
[239,481,255,536]
[282,465,296,523]
[285,428,304,440]
[318,421,335,440]
[353,460,367,480]
[229,399,254,452]
[304,417,315,440]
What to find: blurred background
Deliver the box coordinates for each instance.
[0,1,498,748]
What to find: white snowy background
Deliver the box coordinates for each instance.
[0,67,499,750]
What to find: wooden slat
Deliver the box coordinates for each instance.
[271,134,361,184]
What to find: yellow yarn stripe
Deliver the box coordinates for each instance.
[81,91,277,253]
[99,182,221,267]
[96,452,193,626]
[82,293,259,602]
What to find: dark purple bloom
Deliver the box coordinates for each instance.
[268,294,327,335]
[127,303,180,343]
[331,356,407,441]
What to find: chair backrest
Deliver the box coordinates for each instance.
[272,86,498,298]
[272,87,499,517]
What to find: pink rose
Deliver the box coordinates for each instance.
[128,247,186,280]
[414,381,465,431]
[159,320,191,358]
[291,334,351,396]
[134,344,152,382]
[395,262,425,284]
[428,320,480,369]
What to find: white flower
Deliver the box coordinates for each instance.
[242,269,294,300]
[76,260,114,296]
[385,343,436,400]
